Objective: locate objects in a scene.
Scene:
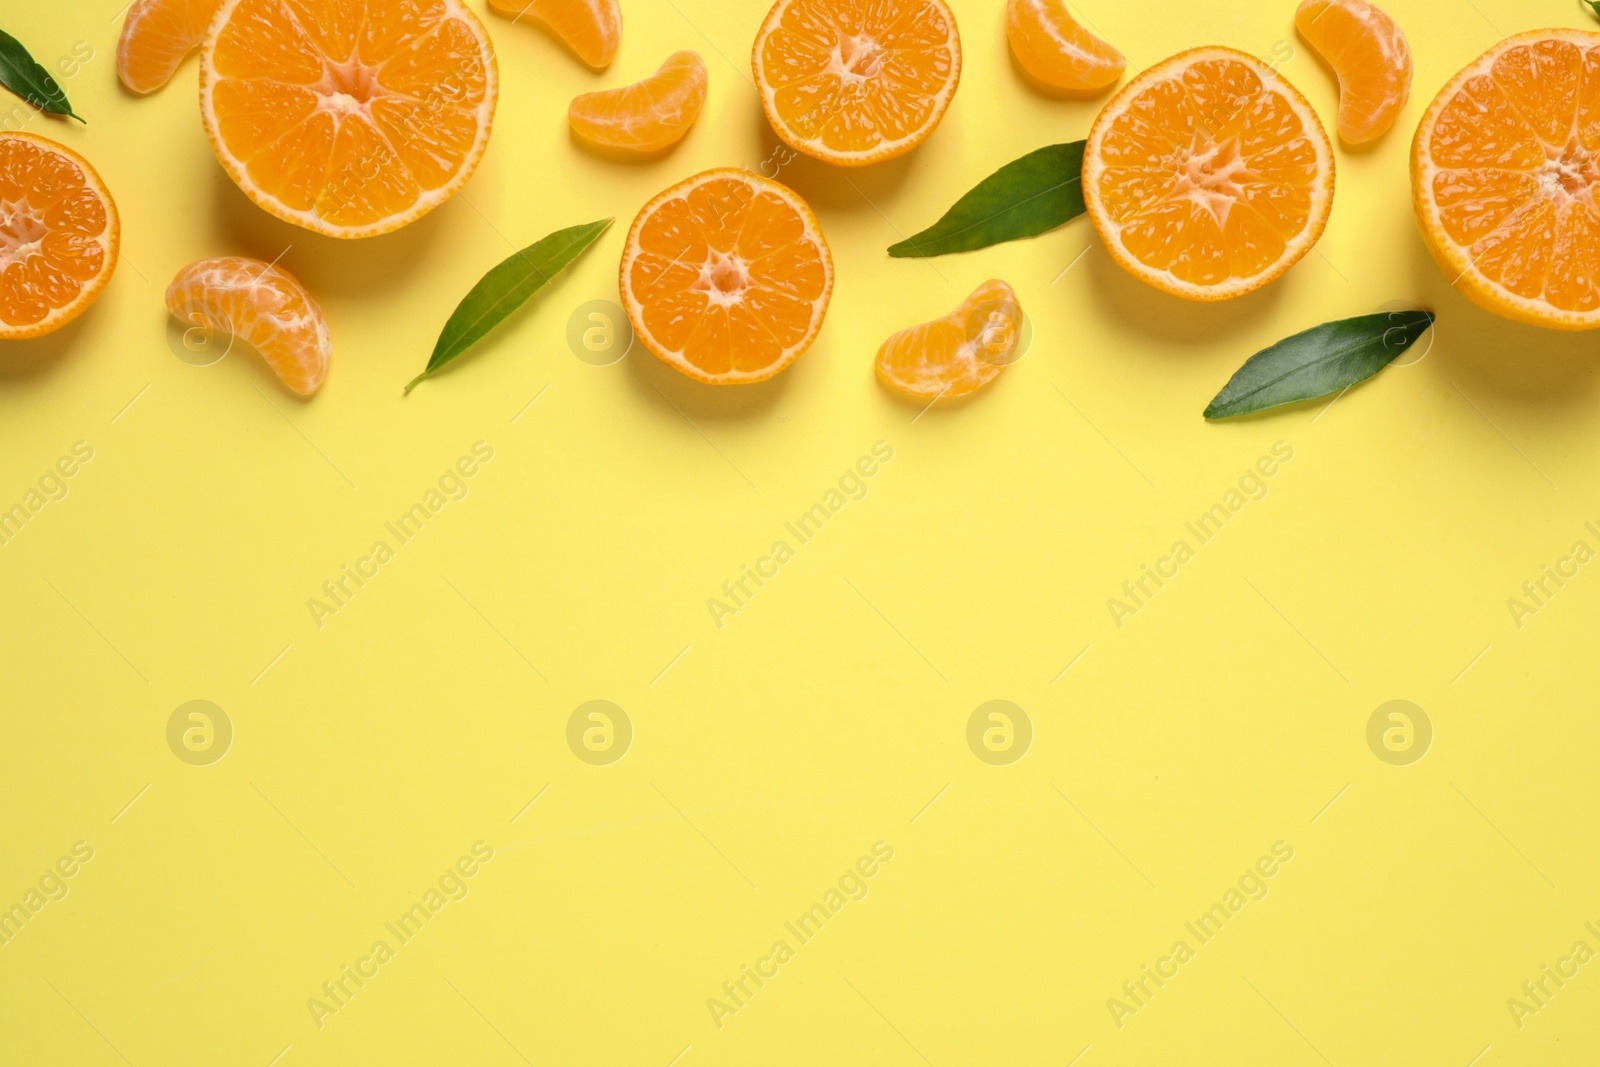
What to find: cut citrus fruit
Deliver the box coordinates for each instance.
[569,50,707,152]
[117,0,225,93]
[876,279,1022,401]
[1083,47,1335,301]
[0,133,119,341]
[620,168,833,384]
[166,257,331,395]
[199,0,498,240]
[752,0,962,167]
[1006,0,1124,95]
[1412,29,1600,331]
[487,0,620,69]
[1295,0,1411,144]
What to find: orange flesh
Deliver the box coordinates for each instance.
[486,0,620,68]
[203,0,495,237]
[1419,36,1600,319]
[1086,49,1333,298]
[0,135,117,337]
[568,50,707,151]
[1295,0,1411,143]
[166,257,331,395]
[622,170,832,383]
[753,0,961,165]
[1006,0,1124,93]
[117,0,225,93]
[876,279,1021,400]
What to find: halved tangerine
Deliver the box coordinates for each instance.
[1412,29,1600,330]
[619,168,833,384]
[752,0,962,167]
[1082,47,1336,301]
[199,0,499,239]
[0,133,119,340]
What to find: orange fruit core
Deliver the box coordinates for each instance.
[752,0,962,166]
[620,169,833,384]
[0,134,119,339]
[200,0,498,239]
[1083,47,1335,301]
[1412,30,1600,330]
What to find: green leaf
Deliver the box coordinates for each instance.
[1585,0,1600,19]
[406,218,613,393]
[0,29,83,122]
[888,141,1085,258]
[1204,310,1435,420]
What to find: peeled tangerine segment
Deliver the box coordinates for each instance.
[569,51,707,151]
[488,0,621,68]
[1295,0,1411,143]
[117,0,225,93]
[1006,0,1125,93]
[166,257,331,396]
[875,280,1022,401]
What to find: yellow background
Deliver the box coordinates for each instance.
[4,0,1599,1063]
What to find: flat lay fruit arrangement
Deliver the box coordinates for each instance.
[1,0,1597,406]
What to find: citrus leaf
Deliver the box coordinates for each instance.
[888,141,1085,258]
[1586,0,1600,19]
[0,29,83,122]
[407,218,613,393]
[1204,310,1435,420]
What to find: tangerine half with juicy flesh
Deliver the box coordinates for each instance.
[0,133,119,341]
[620,168,833,385]
[1083,46,1336,301]
[752,0,962,166]
[166,257,332,396]
[876,279,1023,401]
[200,0,498,239]
[1412,29,1600,331]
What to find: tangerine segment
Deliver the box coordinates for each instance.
[1082,47,1335,302]
[1412,29,1600,330]
[1295,0,1411,144]
[569,51,708,152]
[752,0,962,167]
[0,134,119,341]
[876,279,1021,401]
[620,168,833,385]
[166,257,331,395]
[1006,0,1124,94]
[487,0,620,69]
[199,0,498,239]
[117,0,225,93]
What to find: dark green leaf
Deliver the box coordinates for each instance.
[1585,0,1600,20]
[1204,310,1435,420]
[888,141,1085,258]
[0,30,83,122]
[406,218,613,393]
